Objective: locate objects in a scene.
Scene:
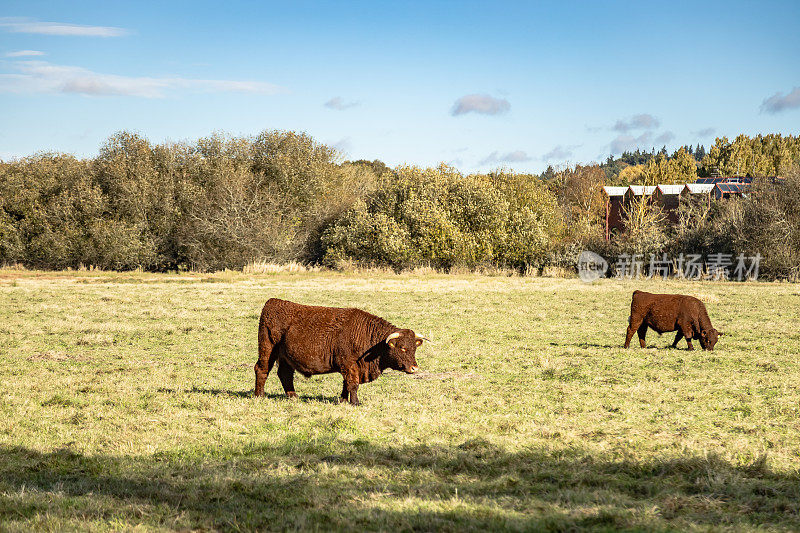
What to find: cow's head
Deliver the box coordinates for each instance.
[700,328,722,350]
[384,329,425,374]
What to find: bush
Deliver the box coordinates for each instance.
[616,196,669,258]
[320,165,563,272]
[727,168,800,279]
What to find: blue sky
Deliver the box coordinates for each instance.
[1,0,798,172]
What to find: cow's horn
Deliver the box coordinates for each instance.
[386,332,401,344]
[415,334,430,342]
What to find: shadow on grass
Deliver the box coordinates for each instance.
[549,342,620,349]
[554,341,694,350]
[157,387,341,404]
[0,439,797,531]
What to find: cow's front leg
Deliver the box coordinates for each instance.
[339,381,349,404]
[342,366,360,406]
[277,360,298,399]
[682,323,695,351]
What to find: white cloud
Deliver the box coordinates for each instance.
[0,17,130,37]
[541,144,578,161]
[324,96,359,110]
[609,132,653,154]
[693,127,715,137]
[612,113,660,132]
[479,150,531,166]
[654,131,675,144]
[4,49,45,57]
[760,87,800,114]
[0,60,283,98]
[451,94,510,116]
[331,137,352,155]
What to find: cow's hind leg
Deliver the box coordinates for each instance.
[339,381,349,404]
[625,315,643,348]
[637,322,648,348]
[672,330,684,348]
[277,360,298,399]
[255,329,278,398]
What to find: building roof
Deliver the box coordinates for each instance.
[695,176,753,184]
[627,185,656,195]
[683,183,715,194]
[655,184,686,195]
[714,183,749,194]
[602,186,628,196]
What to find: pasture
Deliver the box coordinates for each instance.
[1,270,799,532]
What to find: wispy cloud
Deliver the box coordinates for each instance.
[331,137,352,154]
[451,94,510,116]
[479,150,531,166]
[541,145,578,162]
[324,96,359,110]
[612,113,660,132]
[654,131,675,144]
[609,132,653,154]
[4,49,45,57]
[0,17,130,37]
[760,87,800,114]
[0,60,283,98]
[693,127,716,137]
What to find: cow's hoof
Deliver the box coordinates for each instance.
[286,392,299,399]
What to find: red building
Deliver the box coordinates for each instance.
[681,183,714,207]
[602,186,627,240]
[652,184,685,223]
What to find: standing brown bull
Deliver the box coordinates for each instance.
[254,298,426,405]
[624,290,723,350]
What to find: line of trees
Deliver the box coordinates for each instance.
[592,134,800,186]
[0,131,798,278]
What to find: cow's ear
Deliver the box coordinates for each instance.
[415,338,423,346]
[386,331,401,348]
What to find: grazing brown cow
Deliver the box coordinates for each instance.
[254,298,426,405]
[624,290,723,350]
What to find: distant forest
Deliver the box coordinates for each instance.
[556,133,799,186]
[1,132,798,279]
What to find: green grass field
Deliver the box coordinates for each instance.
[1,270,799,532]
